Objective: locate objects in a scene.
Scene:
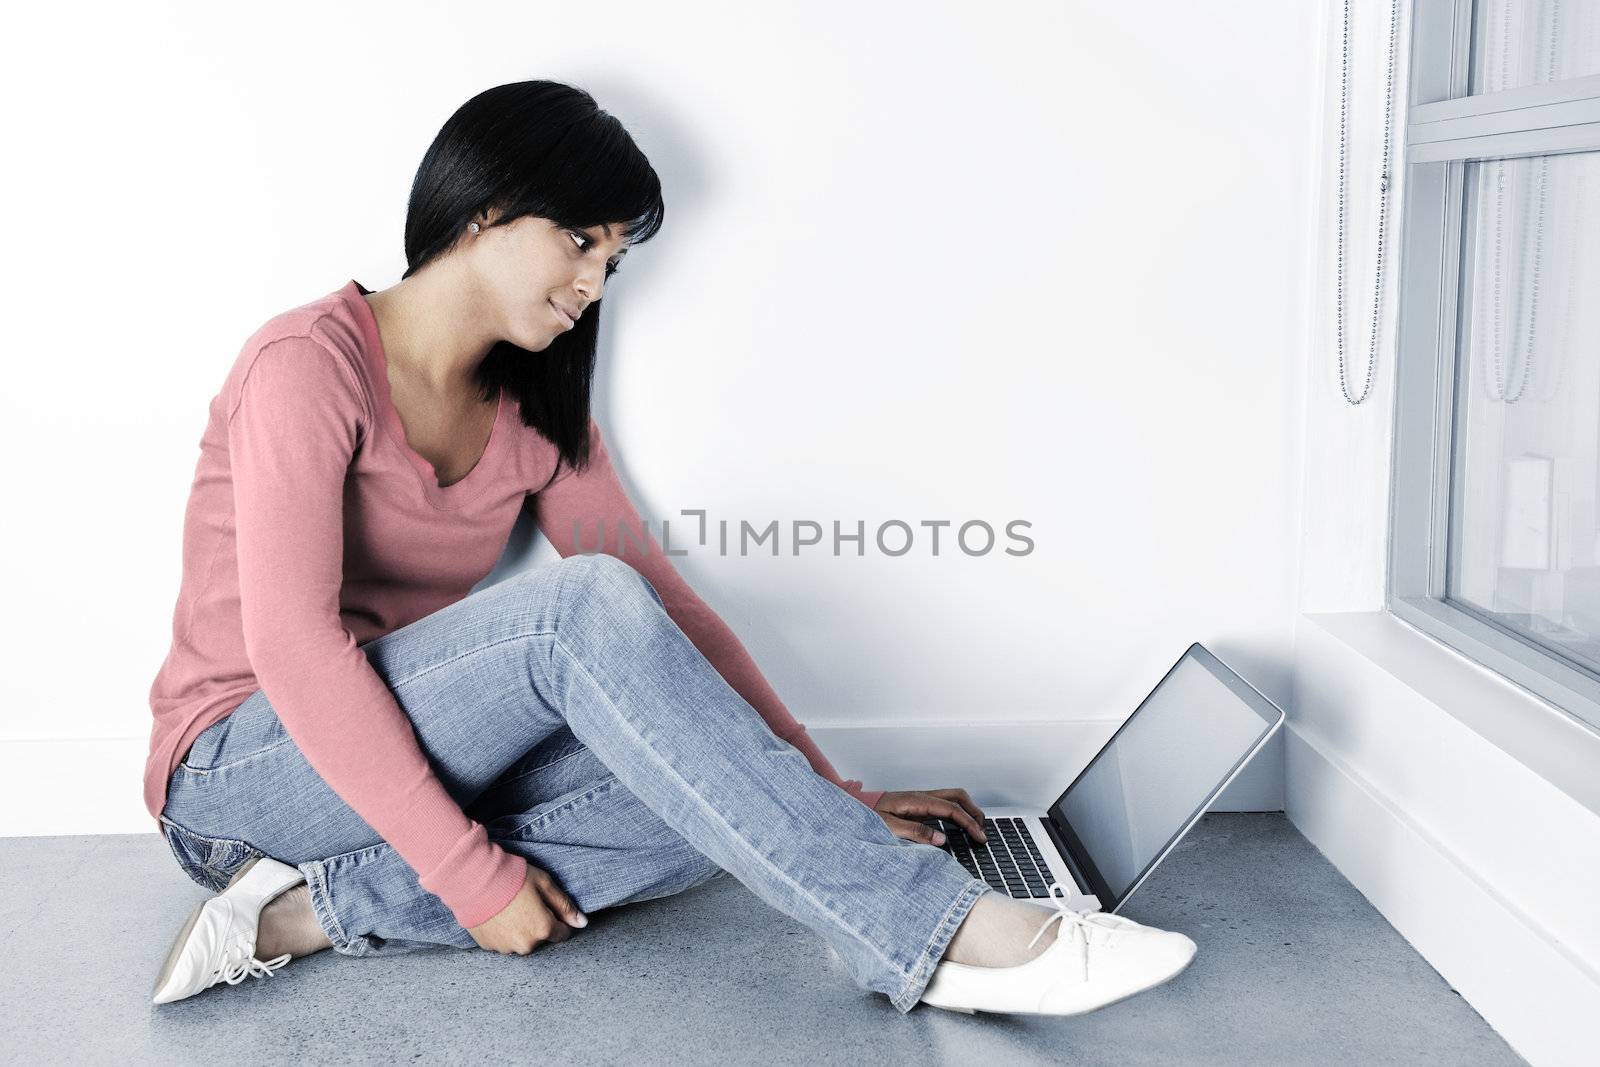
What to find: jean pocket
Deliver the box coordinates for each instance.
[179,715,234,773]
[160,817,263,894]
[179,691,291,774]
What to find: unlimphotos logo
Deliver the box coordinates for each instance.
[563,510,1035,558]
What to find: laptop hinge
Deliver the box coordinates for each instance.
[1036,815,1099,906]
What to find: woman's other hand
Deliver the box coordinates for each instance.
[872,788,987,845]
[466,861,588,955]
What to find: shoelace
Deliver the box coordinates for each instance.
[214,937,293,987]
[1025,882,1110,983]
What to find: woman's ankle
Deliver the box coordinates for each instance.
[255,884,332,960]
[941,893,1059,968]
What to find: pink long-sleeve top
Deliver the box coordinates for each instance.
[144,279,883,930]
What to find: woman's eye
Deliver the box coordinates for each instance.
[569,231,622,275]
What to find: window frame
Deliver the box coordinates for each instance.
[1389,0,1600,735]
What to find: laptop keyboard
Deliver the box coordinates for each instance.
[923,816,1058,899]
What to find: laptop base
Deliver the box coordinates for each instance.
[925,809,1102,911]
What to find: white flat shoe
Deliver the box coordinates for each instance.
[151,854,307,1006]
[918,884,1197,1016]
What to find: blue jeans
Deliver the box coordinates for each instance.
[158,552,990,1012]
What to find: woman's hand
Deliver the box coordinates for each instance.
[872,788,987,846]
[466,860,588,955]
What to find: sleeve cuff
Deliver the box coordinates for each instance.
[419,827,529,930]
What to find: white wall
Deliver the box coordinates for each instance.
[1291,0,1600,1063]
[0,0,1320,833]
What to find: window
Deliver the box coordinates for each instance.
[1389,0,1600,732]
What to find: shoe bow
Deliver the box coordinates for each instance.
[1026,882,1124,982]
[215,935,292,987]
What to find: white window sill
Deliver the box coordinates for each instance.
[1302,610,1600,819]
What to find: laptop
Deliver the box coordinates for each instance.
[925,642,1285,913]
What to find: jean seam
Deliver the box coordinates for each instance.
[159,814,258,855]
[552,554,577,635]
[891,877,991,1013]
[550,633,904,979]
[387,628,558,690]
[519,742,588,776]
[178,736,296,776]
[497,775,619,838]
[472,743,588,808]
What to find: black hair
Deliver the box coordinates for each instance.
[400,80,665,474]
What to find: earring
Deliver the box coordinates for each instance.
[468,222,481,234]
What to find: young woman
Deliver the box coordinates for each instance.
[145,79,1195,1016]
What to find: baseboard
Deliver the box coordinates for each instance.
[0,718,1284,839]
[1285,722,1600,1067]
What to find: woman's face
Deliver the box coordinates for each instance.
[469,210,632,351]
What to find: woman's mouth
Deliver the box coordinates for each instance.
[550,300,574,329]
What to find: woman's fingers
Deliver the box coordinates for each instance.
[942,788,986,826]
[928,790,985,838]
[944,802,984,842]
[883,793,979,844]
[531,865,588,929]
[902,799,985,844]
[888,814,947,845]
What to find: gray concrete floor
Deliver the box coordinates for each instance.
[2,813,1522,1065]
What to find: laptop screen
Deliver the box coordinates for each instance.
[1046,644,1282,911]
